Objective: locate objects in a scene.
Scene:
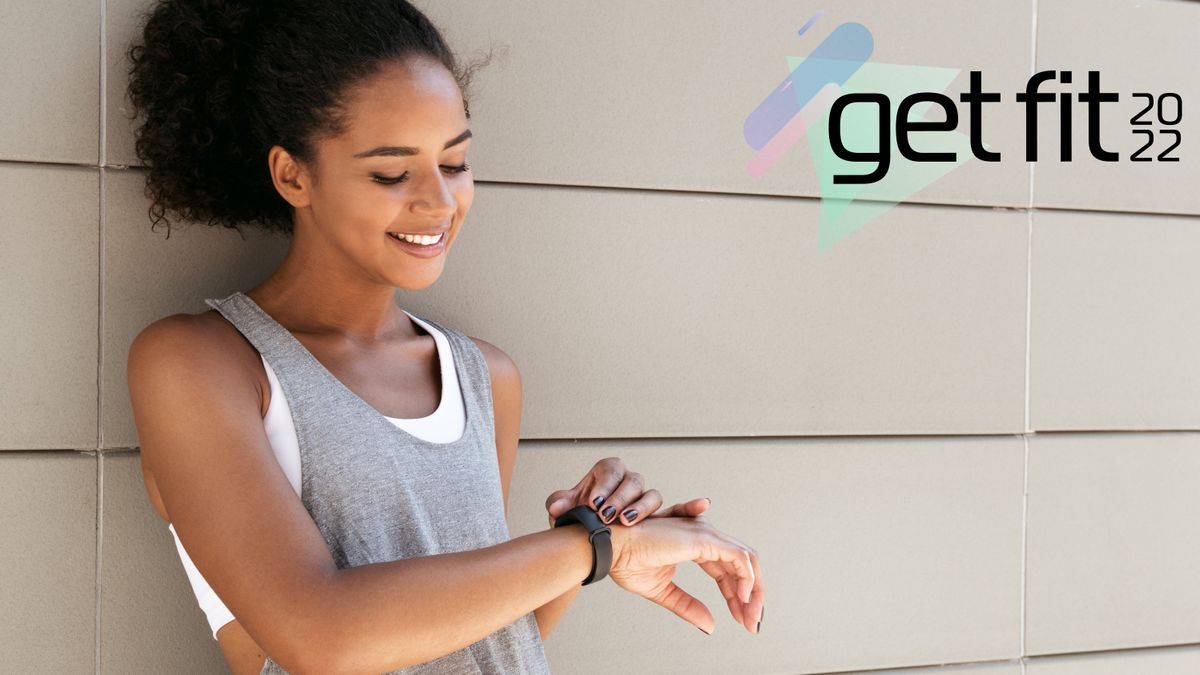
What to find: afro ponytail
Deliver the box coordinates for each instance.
[125,0,493,237]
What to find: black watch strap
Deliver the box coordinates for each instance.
[553,504,613,585]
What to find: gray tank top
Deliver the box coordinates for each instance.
[204,291,551,675]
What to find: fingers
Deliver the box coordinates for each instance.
[544,489,576,527]
[649,497,712,519]
[745,545,764,634]
[720,531,764,633]
[696,559,748,631]
[702,531,763,634]
[650,580,716,636]
[696,532,755,607]
[591,470,651,525]
[611,486,663,526]
[582,457,624,515]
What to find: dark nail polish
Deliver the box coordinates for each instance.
[622,509,637,522]
[592,496,604,508]
[756,619,761,634]
[697,626,711,635]
[602,505,616,521]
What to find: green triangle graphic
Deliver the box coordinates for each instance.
[785,57,977,250]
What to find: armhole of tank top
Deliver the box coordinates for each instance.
[259,352,274,420]
[399,312,462,421]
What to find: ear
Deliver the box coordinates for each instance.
[267,144,313,209]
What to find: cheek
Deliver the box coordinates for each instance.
[454,183,475,216]
[322,182,396,233]
[310,178,351,216]
[449,185,474,240]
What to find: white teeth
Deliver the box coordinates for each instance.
[389,231,444,245]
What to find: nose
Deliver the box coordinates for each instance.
[409,165,458,220]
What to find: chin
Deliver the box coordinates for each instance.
[393,270,443,291]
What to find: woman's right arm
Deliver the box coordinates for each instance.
[128,315,758,675]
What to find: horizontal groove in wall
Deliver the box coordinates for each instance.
[1022,639,1200,661]
[816,657,1023,674]
[0,449,102,456]
[516,428,1198,445]
[16,427,1199,454]
[2,158,1197,221]
[0,159,101,172]
[810,641,1200,675]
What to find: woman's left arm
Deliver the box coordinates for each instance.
[474,338,580,639]
[476,338,709,640]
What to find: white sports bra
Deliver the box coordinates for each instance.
[166,309,467,640]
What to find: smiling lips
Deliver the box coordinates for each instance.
[385,229,448,259]
[387,231,445,246]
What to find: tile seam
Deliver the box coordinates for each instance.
[1021,434,1031,659]
[96,0,106,669]
[94,453,104,674]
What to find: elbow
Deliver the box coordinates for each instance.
[264,585,356,675]
[274,629,353,675]
[296,639,398,675]
[259,627,347,675]
[298,652,353,675]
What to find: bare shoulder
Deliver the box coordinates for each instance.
[127,309,267,417]
[126,310,270,523]
[467,336,521,386]
[128,310,203,366]
[128,312,227,413]
[129,309,252,368]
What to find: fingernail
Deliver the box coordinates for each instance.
[602,505,616,521]
[759,604,764,633]
[697,626,711,635]
[704,497,712,504]
[622,509,637,522]
[592,496,604,508]
[756,619,761,634]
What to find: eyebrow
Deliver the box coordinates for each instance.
[352,129,473,159]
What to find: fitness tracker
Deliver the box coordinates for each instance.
[553,504,613,586]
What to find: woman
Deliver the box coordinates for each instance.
[123,1,764,673]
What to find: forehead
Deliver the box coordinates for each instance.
[338,57,467,144]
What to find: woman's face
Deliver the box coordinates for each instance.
[295,56,475,291]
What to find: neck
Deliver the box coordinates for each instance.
[246,241,415,345]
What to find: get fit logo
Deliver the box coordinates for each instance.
[744,12,1185,251]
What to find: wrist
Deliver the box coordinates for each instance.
[607,521,629,568]
[560,522,595,584]
[553,505,613,585]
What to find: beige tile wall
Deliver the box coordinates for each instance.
[1,0,1197,673]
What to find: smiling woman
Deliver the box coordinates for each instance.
[122,1,763,673]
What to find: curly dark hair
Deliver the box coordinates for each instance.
[125,0,494,238]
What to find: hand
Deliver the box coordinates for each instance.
[606,514,764,636]
[544,456,711,528]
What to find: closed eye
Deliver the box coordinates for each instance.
[372,163,472,185]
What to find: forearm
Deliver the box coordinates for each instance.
[533,583,584,640]
[304,524,605,674]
